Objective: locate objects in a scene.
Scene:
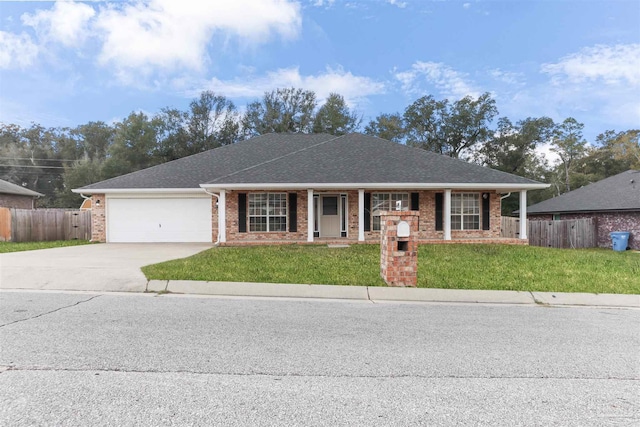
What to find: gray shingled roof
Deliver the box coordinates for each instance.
[527,170,640,214]
[0,179,44,197]
[76,133,543,191]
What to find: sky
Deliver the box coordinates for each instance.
[0,0,639,147]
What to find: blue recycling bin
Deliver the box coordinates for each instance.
[610,232,630,252]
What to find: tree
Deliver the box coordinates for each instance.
[312,93,360,135]
[403,95,448,153]
[56,159,104,208]
[242,87,317,136]
[599,129,639,169]
[479,116,554,176]
[364,113,405,143]
[156,107,189,161]
[550,117,587,193]
[0,123,65,206]
[478,117,554,214]
[187,91,240,152]
[403,92,498,158]
[72,121,114,162]
[102,112,162,179]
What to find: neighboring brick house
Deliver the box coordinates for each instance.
[73,133,547,244]
[0,179,43,209]
[526,170,640,250]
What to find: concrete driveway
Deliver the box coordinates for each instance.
[0,243,212,292]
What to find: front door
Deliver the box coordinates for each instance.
[320,196,340,237]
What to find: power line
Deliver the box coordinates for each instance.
[0,164,67,169]
[0,157,80,162]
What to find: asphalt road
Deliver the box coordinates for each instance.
[0,291,638,426]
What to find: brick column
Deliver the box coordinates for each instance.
[380,211,419,287]
[90,194,106,242]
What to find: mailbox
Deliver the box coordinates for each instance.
[397,221,410,237]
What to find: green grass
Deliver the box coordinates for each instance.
[142,244,640,294]
[0,240,91,253]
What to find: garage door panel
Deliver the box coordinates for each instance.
[108,198,212,243]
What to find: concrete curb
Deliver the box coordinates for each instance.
[146,280,640,308]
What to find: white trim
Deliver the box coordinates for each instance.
[73,188,206,194]
[219,190,226,243]
[75,182,549,194]
[444,189,452,241]
[307,189,314,242]
[519,190,528,240]
[358,189,365,242]
[105,193,211,199]
[201,182,549,191]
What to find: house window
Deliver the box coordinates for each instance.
[451,193,480,230]
[372,193,409,231]
[553,214,561,221]
[248,193,287,232]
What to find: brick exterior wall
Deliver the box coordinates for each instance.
[91,189,509,245]
[225,190,309,242]
[91,194,106,242]
[380,211,419,287]
[224,189,504,244]
[529,211,640,250]
[0,194,36,209]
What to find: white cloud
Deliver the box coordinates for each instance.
[538,44,640,128]
[541,43,640,86]
[387,0,408,8]
[395,61,480,99]
[22,1,95,48]
[200,66,385,104]
[0,31,38,69]
[94,0,301,76]
[313,0,336,7]
[489,68,525,86]
[463,3,471,9]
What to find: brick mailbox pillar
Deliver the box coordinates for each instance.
[380,211,419,287]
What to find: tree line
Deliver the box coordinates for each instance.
[0,88,637,213]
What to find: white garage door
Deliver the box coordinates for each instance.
[107,198,212,243]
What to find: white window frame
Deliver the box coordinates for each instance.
[372,193,409,231]
[248,193,287,232]
[451,193,480,231]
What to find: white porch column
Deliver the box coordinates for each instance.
[218,189,226,243]
[307,189,314,242]
[519,190,528,240]
[444,189,452,241]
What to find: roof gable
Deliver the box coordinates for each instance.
[527,170,640,214]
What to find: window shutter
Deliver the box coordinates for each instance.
[288,193,297,232]
[435,193,443,231]
[364,192,371,232]
[482,192,490,230]
[238,193,247,233]
[410,192,419,211]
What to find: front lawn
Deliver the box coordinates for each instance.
[0,240,91,253]
[142,244,640,294]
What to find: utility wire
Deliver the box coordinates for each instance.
[0,164,67,169]
[0,157,79,162]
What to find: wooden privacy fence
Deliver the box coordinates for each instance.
[500,216,526,239]
[528,218,597,249]
[501,216,597,249]
[0,208,91,242]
